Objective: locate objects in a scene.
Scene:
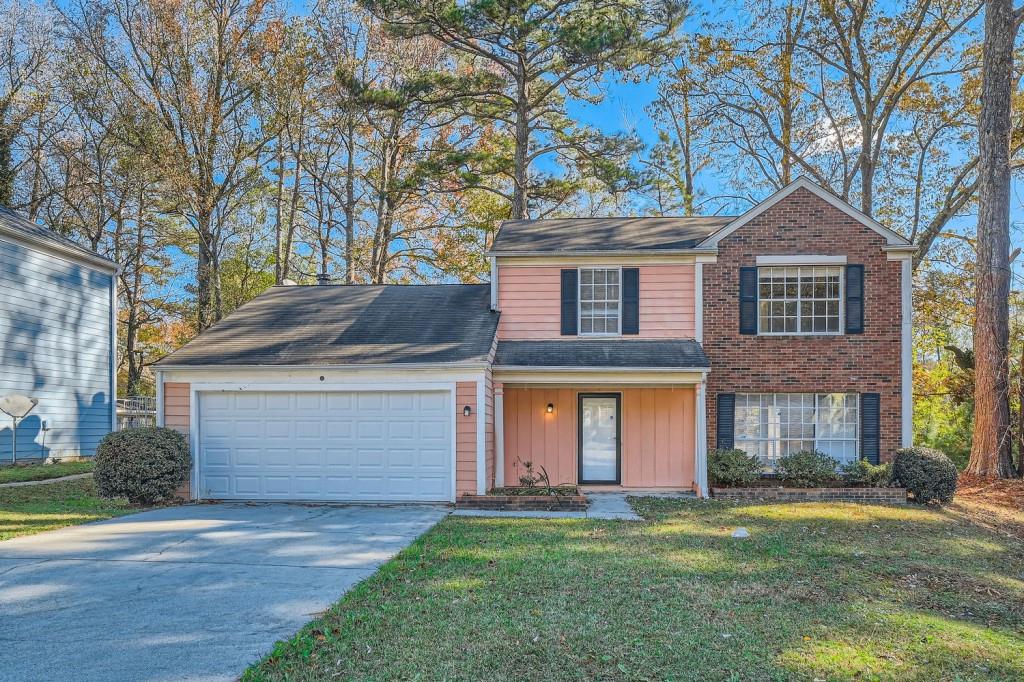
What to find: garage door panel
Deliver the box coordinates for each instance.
[198,390,452,501]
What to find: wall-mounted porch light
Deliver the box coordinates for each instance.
[546,403,555,414]
[463,405,472,417]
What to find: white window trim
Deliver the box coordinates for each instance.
[577,266,622,337]
[756,264,845,336]
[734,392,860,469]
[756,255,847,265]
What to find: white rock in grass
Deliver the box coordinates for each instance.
[732,527,750,539]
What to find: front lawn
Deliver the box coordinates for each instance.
[0,478,136,541]
[0,459,95,484]
[246,499,1024,681]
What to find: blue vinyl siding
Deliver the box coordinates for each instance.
[0,236,113,459]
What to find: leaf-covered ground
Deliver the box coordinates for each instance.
[245,498,1024,681]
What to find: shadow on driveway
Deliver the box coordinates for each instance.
[0,502,447,682]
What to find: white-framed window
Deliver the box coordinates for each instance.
[758,266,842,334]
[579,267,621,335]
[734,393,859,470]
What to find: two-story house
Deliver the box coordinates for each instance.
[155,178,914,501]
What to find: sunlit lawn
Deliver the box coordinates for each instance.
[246,499,1024,681]
[0,459,94,484]
[0,478,136,541]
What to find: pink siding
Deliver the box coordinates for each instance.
[163,382,191,498]
[639,265,696,338]
[496,266,562,339]
[484,371,495,491]
[496,264,696,339]
[503,386,696,490]
[456,381,478,495]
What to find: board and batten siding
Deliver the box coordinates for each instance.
[496,264,696,339]
[502,386,697,490]
[0,236,114,459]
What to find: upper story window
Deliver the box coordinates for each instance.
[579,267,620,335]
[758,266,842,335]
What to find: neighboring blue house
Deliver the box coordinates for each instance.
[0,206,118,460]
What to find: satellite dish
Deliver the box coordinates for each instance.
[0,394,38,463]
[0,395,38,419]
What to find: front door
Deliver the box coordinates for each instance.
[579,394,620,484]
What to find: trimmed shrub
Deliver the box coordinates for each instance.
[94,427,191,504]
[708,448,762,487]
[840,459,893,487]
[892,447,958,504]
[776,450,839,487]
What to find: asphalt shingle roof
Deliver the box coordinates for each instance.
[0,205,116,268]
[157,284,499,367]
[490,216,735,254]
[494,339,710,369]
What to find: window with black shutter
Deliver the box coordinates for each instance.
[716,393,736,449]
[739,267,758,334]
[845,264,864,334]
[860,393,880,464]
[621,268,639,335]
[560,269,578,336]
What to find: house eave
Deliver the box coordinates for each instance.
[0,222,119,273]
[488,248,719,258]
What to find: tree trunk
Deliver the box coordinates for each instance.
[511,71,530,219]
[968,0,1018,478]
[344,116,356,284]
[273,136,286,284]
[0,127,14,207]
[195,209,217,331]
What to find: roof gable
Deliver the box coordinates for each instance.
[698,177,912,249]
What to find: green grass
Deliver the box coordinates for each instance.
[0,459,95,484]
[245,500,1024,682]
[0,477,136,541]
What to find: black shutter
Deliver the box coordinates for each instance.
[622,267,639,335]
[716,393,736,450]
[560,269,578,336]
[845,264,864,334]
[861,393,880,464]
[739,267,758,335]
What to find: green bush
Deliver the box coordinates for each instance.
[708,448,762,486]
[94,427,191,504]
[776,450,839,487]
[892,447,958,504]
[840,459,893,487]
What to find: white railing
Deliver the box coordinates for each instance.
[116,396,157,430]
[117,396,156,413]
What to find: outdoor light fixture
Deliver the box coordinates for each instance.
[463,405,472,417]
[546,403,554,413]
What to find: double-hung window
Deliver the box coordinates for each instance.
[579,268,620,335]
[758,266,842,334]
[734,393,859,470]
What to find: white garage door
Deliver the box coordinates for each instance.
[197,390,452,501]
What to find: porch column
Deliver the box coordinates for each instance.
[695,378,709,498]
[495,383,504,487]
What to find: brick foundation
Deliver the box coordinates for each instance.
[712,486,907,504]
[457,494,588,511]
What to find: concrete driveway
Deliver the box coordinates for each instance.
[0,503,447,682]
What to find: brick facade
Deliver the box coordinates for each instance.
[703,187,904,462]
